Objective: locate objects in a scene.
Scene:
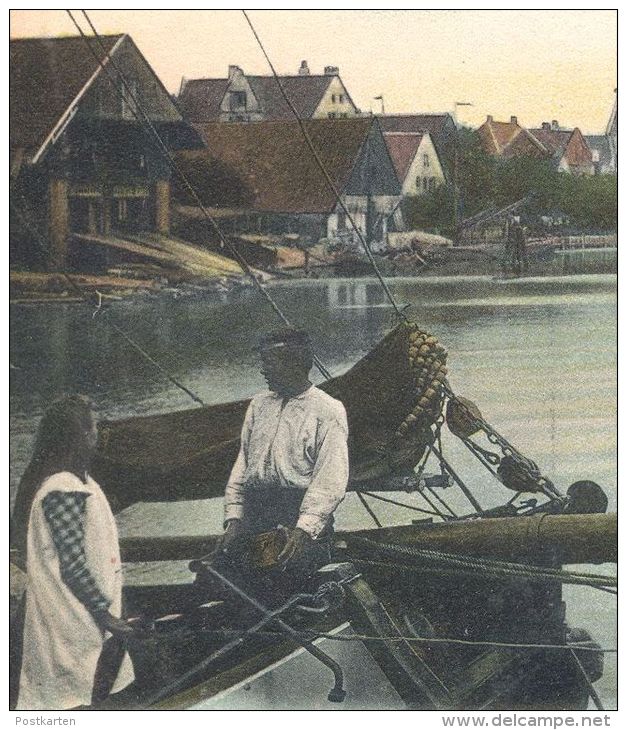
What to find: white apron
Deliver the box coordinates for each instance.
[16,471,134,710]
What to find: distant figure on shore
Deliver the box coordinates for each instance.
[505,217,528,276]
[12,394,136,710]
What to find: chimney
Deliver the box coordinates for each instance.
[324,65,339,76]
[510,115,518,125]
[542,122,551,130]
[228,65,242,80]
[551,119,559,131]
[486,115,493,123]
[298,60,310,76]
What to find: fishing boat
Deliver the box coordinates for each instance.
[62,319,612,711]
[9,11,616,712]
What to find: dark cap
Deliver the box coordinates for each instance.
[257,328,314,371]
[258,328,312,353]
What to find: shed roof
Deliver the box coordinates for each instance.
[179,117,375,213]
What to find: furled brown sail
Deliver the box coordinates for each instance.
[93,322,446,512]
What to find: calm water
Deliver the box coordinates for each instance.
[9,274,617,709]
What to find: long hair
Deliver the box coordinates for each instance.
[11,394,96,557]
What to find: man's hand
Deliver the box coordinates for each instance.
[215,518,247,556]
[92,609,136,637]
[277,527,313,567]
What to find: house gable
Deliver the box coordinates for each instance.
[403,134,445,196]
[79,35,183,124]
[478,116,548,160]
[378,113,456,176]
[10,33,183,165]
[345,119,401,197]
[312,75,358,118]
[561,128,594,173]
[10,34,124,161]
[218,67,262,121]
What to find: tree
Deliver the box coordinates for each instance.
[402,128,617,234]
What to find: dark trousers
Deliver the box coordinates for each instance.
[205,487,333,611]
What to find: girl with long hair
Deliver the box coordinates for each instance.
[12,394,135,710]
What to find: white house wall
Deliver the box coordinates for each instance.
[402,134,446,196]
[313,77,358,119]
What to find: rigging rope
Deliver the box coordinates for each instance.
[348,536,617,589]
[356,492,383,527]
[65,10,333,381]
[134,619,615,654]
[361,490,442,519]
[297,629,616,653]
[10,195,206,406]
[241,9,406,323]
[350,558,617,592]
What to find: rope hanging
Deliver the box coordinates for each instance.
[70,10,333,382]
[242,10,406,323]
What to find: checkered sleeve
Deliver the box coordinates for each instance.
[42,490,111,613]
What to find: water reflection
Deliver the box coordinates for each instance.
[9,274,617,708]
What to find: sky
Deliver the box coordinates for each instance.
[9,9,617,134]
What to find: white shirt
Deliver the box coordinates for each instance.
[17,472,134,710]
[224,386,349,538]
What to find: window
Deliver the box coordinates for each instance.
[416,176,421,190]
[423,178,428,192]
[139,154,146,170]
[423,154,430,168]
[328,112,336,119]
[117,199,128,221]
[339,94,344,103]
[592,150,600,163]
[229,91,247,110]
[331,94,336,103]
[428,177,436,192]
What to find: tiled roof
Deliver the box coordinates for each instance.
[529,128,571,156]
[177,73,349,122]
[529,127,593,168]
[10,34,124,157]
[377,114,452,141]
[383,132,423,182]
[248,75,335,120]
[177,78,231,122]
[478,117,548,158]
[178,118,375,213]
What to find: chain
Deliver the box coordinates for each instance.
[442,383,563,501]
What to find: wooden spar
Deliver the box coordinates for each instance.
[118,513,617,566]
[345,513,617,565]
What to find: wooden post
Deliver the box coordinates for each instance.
[48,179,69,270]
[102,196,111,236]
[87,199,97,234]
[155,180,170,235]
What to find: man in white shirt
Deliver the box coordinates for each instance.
[216,328,349,591]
